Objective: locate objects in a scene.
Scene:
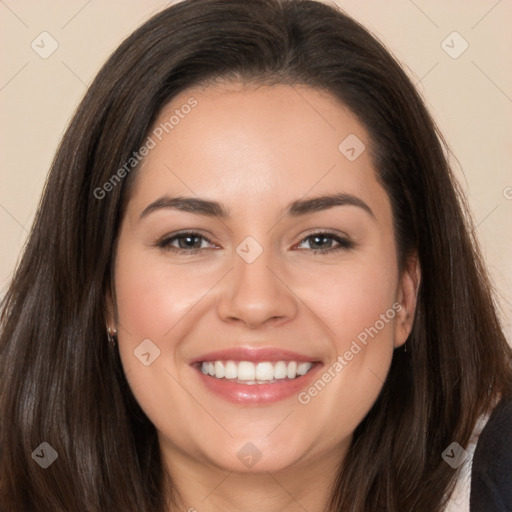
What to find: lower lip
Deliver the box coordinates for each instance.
[193,363,323,405]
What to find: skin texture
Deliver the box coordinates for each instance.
[107,83,420,512]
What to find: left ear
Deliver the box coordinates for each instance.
[394,253,421,348]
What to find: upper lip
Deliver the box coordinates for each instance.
[190,346,320,364]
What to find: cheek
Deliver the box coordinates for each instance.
[114,247,219,341]
[292,245,399,349]
[296,263,400,441]
[112,243,239,422]
[112,246,219,440]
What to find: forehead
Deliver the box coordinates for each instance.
[125,83,389,223]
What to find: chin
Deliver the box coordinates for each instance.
[199,441,306,474]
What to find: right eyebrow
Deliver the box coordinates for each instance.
[139,195,230,220]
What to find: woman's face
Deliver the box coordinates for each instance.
[109,83,418,476]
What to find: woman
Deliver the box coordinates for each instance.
[1,0,510,511]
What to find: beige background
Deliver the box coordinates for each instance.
[1,1,511,340]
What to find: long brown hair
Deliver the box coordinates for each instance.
[1,1,511,510]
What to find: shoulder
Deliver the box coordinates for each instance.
[470,397,512,512]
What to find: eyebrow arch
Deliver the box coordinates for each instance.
[139,193,374,220]
[287,193,375,219]
[139,196,229,219]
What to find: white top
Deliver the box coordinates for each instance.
[443,411,492,511]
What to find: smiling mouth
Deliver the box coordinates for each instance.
[199,360,314,384]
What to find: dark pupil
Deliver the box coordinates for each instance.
[310,235,331,249]
[179,235,202,249]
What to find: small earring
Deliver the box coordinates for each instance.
[404,342,407,353]
[107,326,117,347]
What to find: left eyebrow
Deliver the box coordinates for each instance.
[286,193,375,219]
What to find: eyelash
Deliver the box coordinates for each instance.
[155,230,354,255]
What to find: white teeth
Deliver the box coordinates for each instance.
[200,360,313,381]
[274,361,288,379]
[237,361,255,381]
[255,362,274,380]
[297,362,311,376]
[225,360,237,379]
[214,361,225,379]
[286,361,297,379]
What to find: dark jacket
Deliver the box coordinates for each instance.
[470,398,512,512]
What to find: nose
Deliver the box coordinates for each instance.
[216,243,298,329]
